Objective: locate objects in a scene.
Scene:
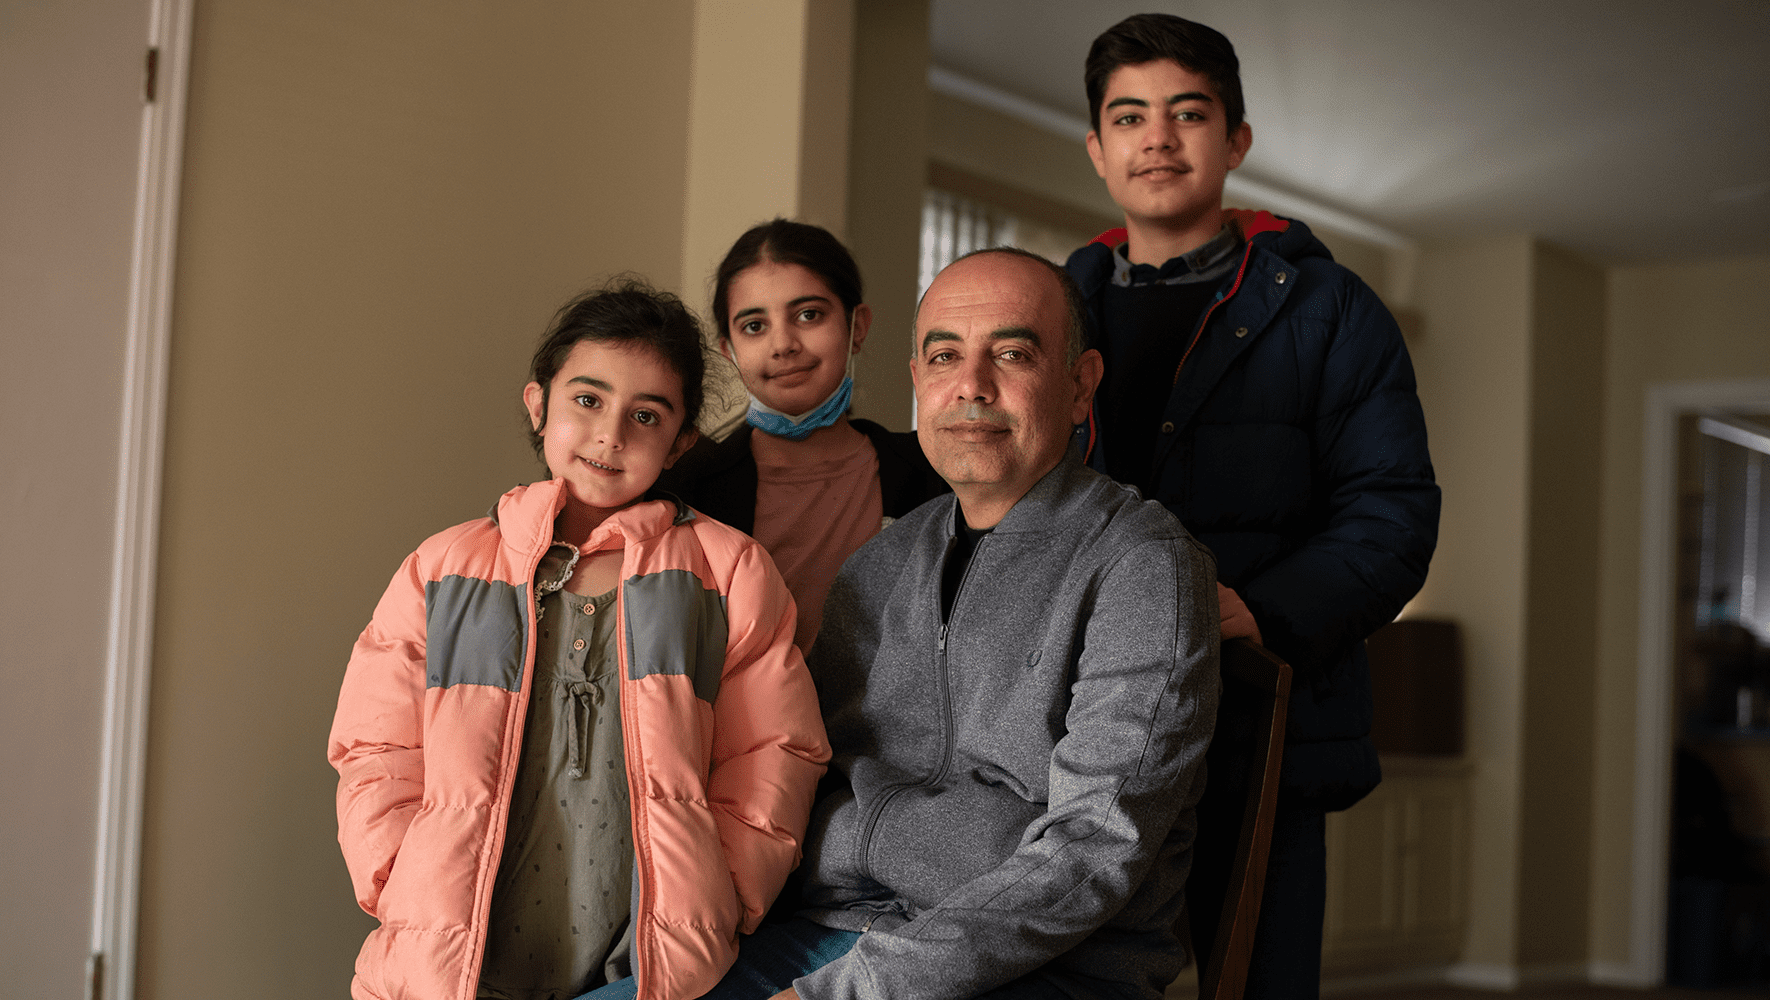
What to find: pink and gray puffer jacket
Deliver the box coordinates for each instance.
[328,479,831,1000]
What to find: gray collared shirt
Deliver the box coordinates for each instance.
[1110,223,1243,288]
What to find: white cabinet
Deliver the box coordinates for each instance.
[1321,756,1470,976]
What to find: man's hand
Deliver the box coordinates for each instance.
[1217,582,1263,645]
[769,989,800,1000]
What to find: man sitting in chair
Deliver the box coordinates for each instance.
[690,248,1220,1000]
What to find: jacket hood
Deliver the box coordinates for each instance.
[1072,210,1334,296]
[1086,208,1290,249]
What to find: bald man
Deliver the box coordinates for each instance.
[649,248,1220,1000]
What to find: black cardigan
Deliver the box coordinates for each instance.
[656,419,950,534]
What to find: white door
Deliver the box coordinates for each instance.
[0,1,186,997]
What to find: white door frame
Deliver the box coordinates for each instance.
[1627,377,1770,985]
[89,1,191,998]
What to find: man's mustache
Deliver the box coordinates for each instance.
[937,401,1014,427]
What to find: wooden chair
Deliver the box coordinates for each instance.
[1196,638,1293,1000]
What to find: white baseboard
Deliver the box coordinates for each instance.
[1435,961,1596,991]
[1326,960,1642,993]
[1322,965,1459,995]
[1444,962,1519,990]
[1588,959,1658,988]
[1517,962,1589,986]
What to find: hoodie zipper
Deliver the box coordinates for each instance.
[931,533,976,786]
[854,530,974,881]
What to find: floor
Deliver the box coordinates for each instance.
[1325,986,1765,1000]
[1164,967,1766,1000]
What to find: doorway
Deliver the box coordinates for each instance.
[1637,381,1770,989]
[1666,410,1770,987]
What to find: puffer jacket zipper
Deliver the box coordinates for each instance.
[459,520,557,999]
[617,568,657,998]
[1171,239,1259,387]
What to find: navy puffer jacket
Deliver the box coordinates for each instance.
[1066,211,1440,809]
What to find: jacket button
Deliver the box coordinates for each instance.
[1276,271,1288,284]
[573,638,586,651]
[1235,326,1249,338]
[1161,421,1176,434]
[583,602,596,616]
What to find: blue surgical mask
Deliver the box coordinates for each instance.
[744,314,858,441]
[745,375,853,440]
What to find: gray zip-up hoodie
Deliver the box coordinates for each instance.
[796,457,1221,1000]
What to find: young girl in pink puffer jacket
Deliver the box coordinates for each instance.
[329,279,830,1000]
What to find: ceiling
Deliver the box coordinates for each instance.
[929,0,1770,265]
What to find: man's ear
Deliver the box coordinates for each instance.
[1085,130,1107,180]
[523,381,547,431]
[849,303,874,353]
[1227,120,1253,171]
[1069,349,1105,425]
[664,425,700,469]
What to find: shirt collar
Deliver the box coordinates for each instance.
[1111,224,1243,288]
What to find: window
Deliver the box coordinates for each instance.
[918,189,1019,300]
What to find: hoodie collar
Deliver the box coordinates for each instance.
[959,456,1107,537]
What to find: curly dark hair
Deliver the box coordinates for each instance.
[526,276,708,460]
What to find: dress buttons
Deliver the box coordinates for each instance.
[1276,271,1288,284]
[573,638,586,651]
[583,602,596,616]
[1161,421,1176,434]
[1234,327,1249,338]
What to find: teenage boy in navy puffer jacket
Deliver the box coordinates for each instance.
[1065,14,1441,999]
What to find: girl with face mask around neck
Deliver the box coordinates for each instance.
[657,219,949,653]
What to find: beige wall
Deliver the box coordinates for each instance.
[927,90,1120,227]
[1406,236,1536,971]
[681,0,854,303]
[1588,253,1770,967]
[1402,235,1734,979]
[0,0,145,994]
[1407,237,1614,976]
[1306,230,1391,302]
[1516,243,1605,966]
[137,3,695,995]
[844,0,929,427]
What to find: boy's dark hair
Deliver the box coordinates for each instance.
[1085,13,1244,137]
[527,276,707,459]
[711,218,864,338]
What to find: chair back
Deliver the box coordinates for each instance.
[1197,638,1292,1000]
